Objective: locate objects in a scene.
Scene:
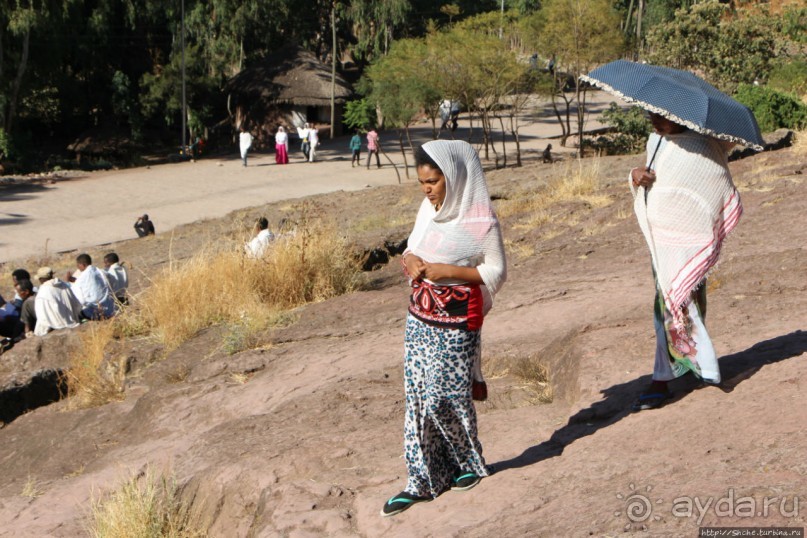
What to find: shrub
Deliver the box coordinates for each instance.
[767,59,807,99]
[343,98,376,131]
[88,467,205,538]
[586,104,651,156]
[735,83,807,132]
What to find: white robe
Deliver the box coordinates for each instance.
[104,263,129,299]
[34,278,82,336]
[73,265,116,317]
[245,229,275,258]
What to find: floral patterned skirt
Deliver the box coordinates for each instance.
[653,279,720,384]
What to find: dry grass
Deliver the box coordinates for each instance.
[496,157,611,232]
[63,321,125,410]
[547,158,611,208]
[503,238,535,259]
[793,130,807,159]
[61,220,359,408]
[350,214,411,233]
[226,372,252,385]
[129,222,361,351]
[21,475,42,498]
[483,353,553,404]
[87,468,206,538]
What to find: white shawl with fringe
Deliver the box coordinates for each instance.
[631,131,742,329]
[406,140,507,309]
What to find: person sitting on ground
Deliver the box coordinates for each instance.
[67,253,116,320]
[103,252,129,304]
[33,267,82,336]
[134,214,156,237]
[14,279,36,337]
[11,268,33,306]
[245,217,275,258]
[0,293,22,339]
[275,217,297,241]
[542,144,554,164]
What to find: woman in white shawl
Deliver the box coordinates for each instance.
[381,140,506,517]
[630,113,741,411]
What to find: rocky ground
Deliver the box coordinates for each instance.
[0,140,805,537]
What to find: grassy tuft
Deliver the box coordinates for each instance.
[482,353,553,404]
[21,475,42,498]
[87,468,206,538]
[134,222,360,351]
[496,157,610,231]
[64,321,125,409]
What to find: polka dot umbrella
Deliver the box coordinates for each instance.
[580,60,764,151]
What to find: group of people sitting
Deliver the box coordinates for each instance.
[0,252,129,351]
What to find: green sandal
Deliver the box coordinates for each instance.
[451,473,482,491]
[380,491,430,517]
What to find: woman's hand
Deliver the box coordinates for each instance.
[422,263,454,282]
[404,254,427,281]
[631,168,656,189]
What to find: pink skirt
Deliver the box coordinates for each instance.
[275,144,288,164]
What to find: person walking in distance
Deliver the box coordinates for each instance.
[349,130,362,167]
[366,128,381,169]
[308,124,319,163]
[239,126,253,167]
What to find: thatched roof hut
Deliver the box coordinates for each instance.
[226,46,353,141]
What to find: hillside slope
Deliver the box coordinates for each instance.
[0,146,805,537]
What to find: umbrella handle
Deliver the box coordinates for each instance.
[644,136,663,204]
[646,136,663,172]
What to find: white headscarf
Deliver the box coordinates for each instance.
[407,140,505,297]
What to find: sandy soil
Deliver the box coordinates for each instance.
[0,107,805,537]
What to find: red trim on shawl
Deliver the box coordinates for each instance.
[666,190,742,311]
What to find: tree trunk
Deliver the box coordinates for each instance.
[481,109,490,160]
[563,93,573,147]
[379,143,401,184]
[636,0,645,55]
[509,112,522,167]
[5,29,30,134]
[624,0,635,35]
[497,115,507,169]
[0,25,5,130]
[400,128,410,179]
[576,83,587,157]
[404,124,414,153]
[330,4,336,139]
[549,92,568,146]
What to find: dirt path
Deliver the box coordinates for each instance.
[0,93,620,264]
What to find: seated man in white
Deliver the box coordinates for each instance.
[68,253,116,319]
[33,267,83,336]
[103,252,129,304]
[245,217,275,259]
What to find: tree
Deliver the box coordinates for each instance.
[364,38,440,179]
[347,0,411,61]
[644,0,783,92]
[538,0,624,154]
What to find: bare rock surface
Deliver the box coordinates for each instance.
[0,145,805,537]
